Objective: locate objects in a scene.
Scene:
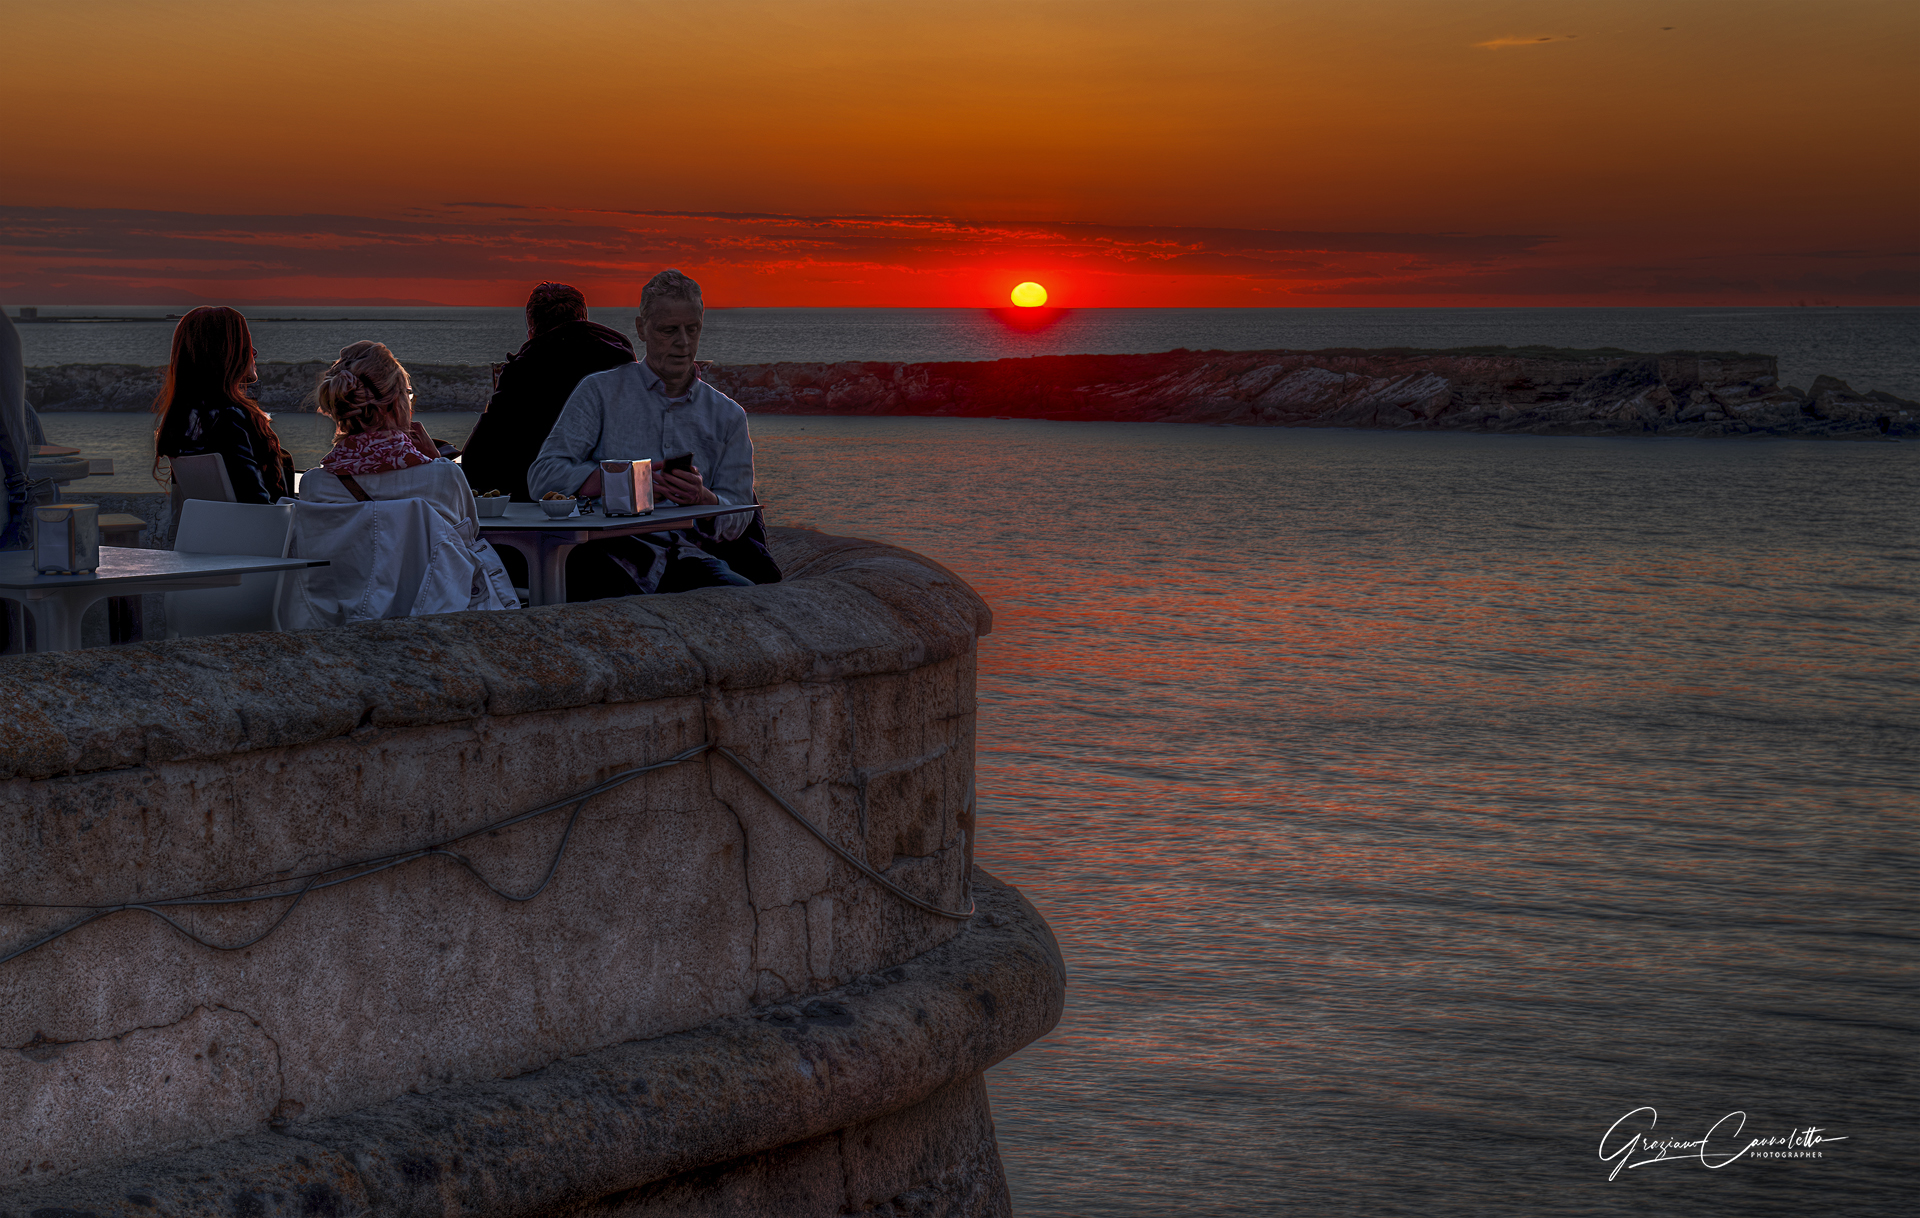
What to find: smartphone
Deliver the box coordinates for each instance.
[662,452,695,474]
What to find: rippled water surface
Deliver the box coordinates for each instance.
[752,421,1918,1217]
[35,413,1920,1215]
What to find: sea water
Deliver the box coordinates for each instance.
[36,410,1919,1216]
[764,419,1917,1217]
[12,305,1920,398]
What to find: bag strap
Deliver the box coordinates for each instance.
[335,472,373,502]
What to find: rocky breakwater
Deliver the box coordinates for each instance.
[0,528,1062,1218]
[25,360,496,413]
[704,347,1916,439]
[28,347,1915,439]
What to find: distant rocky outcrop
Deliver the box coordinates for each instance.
[25,347,1916,438]
[24,360,494,414]
[702,348,1915,439]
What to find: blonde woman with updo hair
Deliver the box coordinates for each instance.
[292,341,517,618]
[300,341,475,524]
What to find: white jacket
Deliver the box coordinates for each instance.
[283,461,517,628]
[298,458,480,526]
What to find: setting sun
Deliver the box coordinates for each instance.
[1010,281,1048,308]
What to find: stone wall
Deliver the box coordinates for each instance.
[0,529,1061,1215]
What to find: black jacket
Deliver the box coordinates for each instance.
[164,400,292,504]
[460,320,636,501]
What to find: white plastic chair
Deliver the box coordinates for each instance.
[166,500,296,638]
[169,451,236,502]
[167,453,238,547]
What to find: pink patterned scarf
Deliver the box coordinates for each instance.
[320,429,437,476]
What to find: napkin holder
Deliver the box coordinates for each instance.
[34,503,101,575]
[599,459,654,517]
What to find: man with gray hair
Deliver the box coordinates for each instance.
[528,269,777,597]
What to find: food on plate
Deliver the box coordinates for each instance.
[541,491,574,501]
[479,489,506,498]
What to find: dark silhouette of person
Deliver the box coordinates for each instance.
[152,306,293,504]
[458,282,636,502]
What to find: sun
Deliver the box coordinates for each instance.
[1010,281,1048,308]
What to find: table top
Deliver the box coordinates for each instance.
[0,549,328,590]
[476,501,759,533]
[34,444,83,457]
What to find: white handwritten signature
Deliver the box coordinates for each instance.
[1599,1107,1847,1180]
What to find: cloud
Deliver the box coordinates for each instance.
[1,204,1912,305]
[1474,35,1580,49]
[1293,259,1920,300]
[0,204,1551,299]
[1769,249,1920,261]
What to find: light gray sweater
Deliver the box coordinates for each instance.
[527,361,756,541]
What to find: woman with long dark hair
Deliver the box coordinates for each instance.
[151,306,292,503]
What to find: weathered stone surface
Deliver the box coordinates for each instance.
[0,529,989,781]
[4,1005,283,1178]
[27,348,1918,438]
[0,871,1059,1218]
[583,1075,1010,1216]
[0,528,1003,1186]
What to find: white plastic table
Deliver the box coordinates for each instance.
[477,502,759,606]
[0,551,330,652]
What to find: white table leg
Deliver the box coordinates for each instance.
[16,577,241,652]
[537,537,577,607]
[26,590,96,652]
[488,537,540,595]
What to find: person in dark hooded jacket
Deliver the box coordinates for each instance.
[458,282,635,501]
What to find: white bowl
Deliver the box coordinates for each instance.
[538,498,577,519]
[474,495,510,517]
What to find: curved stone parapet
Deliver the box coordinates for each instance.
[0,528,1059,1215]
[0,872,1060,1218]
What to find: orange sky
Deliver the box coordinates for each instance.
[1,0,1914,306]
